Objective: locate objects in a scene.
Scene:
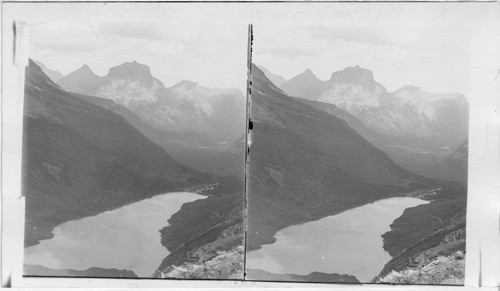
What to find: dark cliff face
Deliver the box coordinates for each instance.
[329,65,387,94]
[107,60,164,89]
[246,64,427,251]
[22,59,209,247]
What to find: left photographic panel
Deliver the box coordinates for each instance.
[7,3,247,280]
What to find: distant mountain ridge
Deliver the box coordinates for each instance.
[34,60,64,82]
[57,61,246,147]
[276,65,468,148]
[257,65,287,87]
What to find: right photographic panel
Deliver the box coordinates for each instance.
[245,25,468,285]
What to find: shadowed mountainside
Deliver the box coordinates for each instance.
[247,64,436,252]
[22,60,211,247]
[75,92,245,177]
[293,97,468,182]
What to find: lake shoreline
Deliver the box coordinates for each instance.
[24,192,205,278]
[246,196,428,283]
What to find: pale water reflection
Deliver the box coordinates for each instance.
[246,197,428,282]
[24,192,205,277]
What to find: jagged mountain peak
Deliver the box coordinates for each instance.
[293,68,319,81]
[68,64,99,77]
[278,65,323,100]
[56,62,103,95]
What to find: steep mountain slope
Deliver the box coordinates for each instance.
[440,139,468,181]
[280,66,468,148]
[22,60,210,247]
[247,64,433,251]
[74,92,244,176]
[393,138,468,183]
[258,65,287,87]
[293,97,466,181]
[163,134,246,177]
[57,61,246,146]
[34,61,64,82]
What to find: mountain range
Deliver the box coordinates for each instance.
[251,63,467,283]
[260,65,469,181]
[24,59,245,279]
[23,60,211,247]
[265,65,468,148]
[56,61,246,148]
[247,64,437,251]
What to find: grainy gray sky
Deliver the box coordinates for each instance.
[253,25,471,96]
[5,4,248,91]
[4,2,490,97]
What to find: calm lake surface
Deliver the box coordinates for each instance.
[24,192,204,277]
[246,197,428,282]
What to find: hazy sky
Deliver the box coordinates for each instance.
[4,4,248,91]
[253,25,471,96]
[5,2,491,97]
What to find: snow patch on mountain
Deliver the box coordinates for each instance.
[318,84,381,111]
[94,79,162,104]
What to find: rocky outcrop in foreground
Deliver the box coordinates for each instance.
[377,251,465,285]
[156,246,243,280]
[375,187,466,285]
[154,179,244,280]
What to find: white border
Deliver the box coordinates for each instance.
[1,2,499,288]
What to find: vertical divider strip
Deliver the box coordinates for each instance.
[243,23,253,282]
